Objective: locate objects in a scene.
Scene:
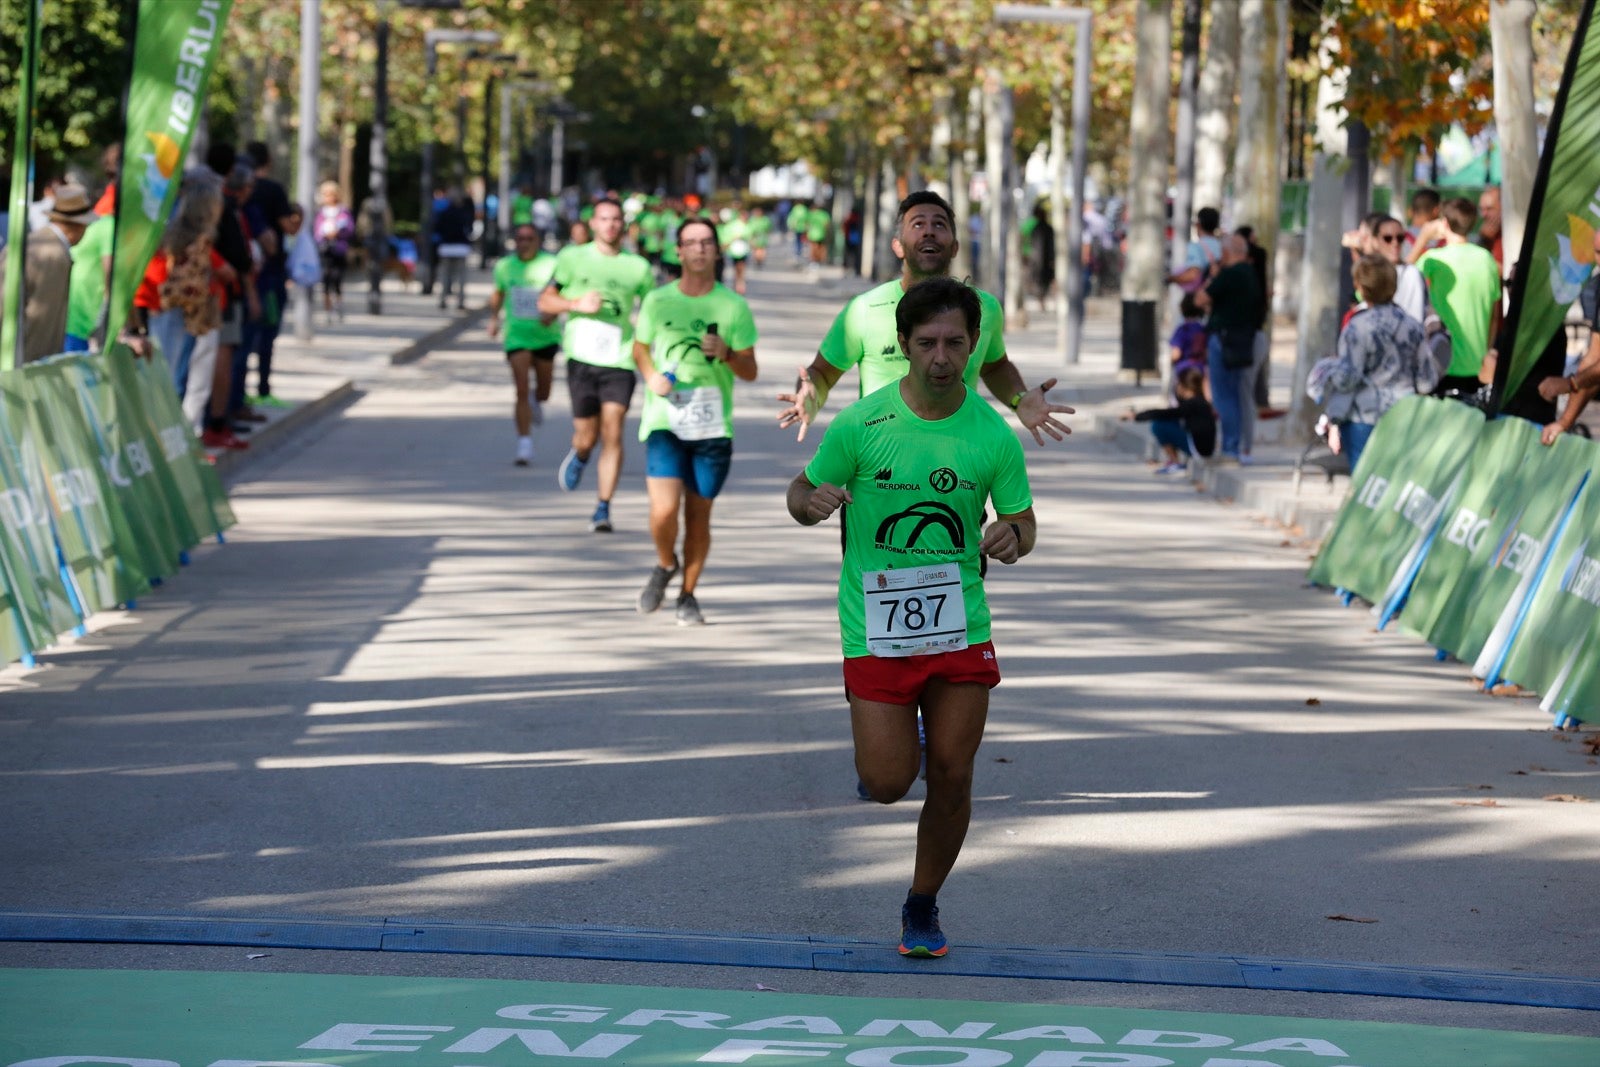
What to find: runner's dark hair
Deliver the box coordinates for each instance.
[677,214,721,255]
[895,189,955,229]
[1196,206,1220,233]
[896,276,981,339]
[593,196,624,214]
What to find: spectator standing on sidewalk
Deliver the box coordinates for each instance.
[314,180,356,322]
[1165,206,1222,293]
[1476,186,1503,272]
[433,190,475,311]
[1234,224,1273,450]
[0,182,97,363]
[1194,234,1263,463]
[243,142,295,406]
[1410,197,1501,397]
[1311,256,1434,471]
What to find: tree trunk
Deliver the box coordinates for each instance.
[1050,71,1069,359]
[1123,0,1171,306]
[1121,0,1171,377]
[1233,0,1287,406]
[1386,150,1409,219]
[1193,0,1238,219]
[874,156,901,280]
[950,89,973,281]
[860,150,881,280]
[1166,0,1203,394]
[1290,31,1351,445]
[984,74,1014,305]
[963,84,983,282]
[1491,0,1538,273]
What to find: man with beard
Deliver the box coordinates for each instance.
[540,198,655,532]
[776,191,1072,445]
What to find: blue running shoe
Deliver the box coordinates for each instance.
[590,500,613,533]
[558,447,589,492]
[899,893,947,958]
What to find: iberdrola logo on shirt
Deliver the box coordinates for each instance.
[875,501,965,554]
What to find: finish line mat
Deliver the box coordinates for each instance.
[3,969,1599,1066]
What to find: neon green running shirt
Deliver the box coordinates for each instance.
[804,385,1032,658]
[548,242,655,369]
[494,251,561,351]
[634,281,758,441]
[819,280,1006,397]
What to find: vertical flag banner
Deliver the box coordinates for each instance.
[0,381,77,658]
[1495,0,1600,405]
[0,0,43,372]
[105,0,234,345]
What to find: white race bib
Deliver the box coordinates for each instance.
[862,566,967,658]
[510,286,541,319]
[663,385,725,441]
[568,317,623,363]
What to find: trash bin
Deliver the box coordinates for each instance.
[1120,299,1158,383]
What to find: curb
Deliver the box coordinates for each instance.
[211,380,359,480]
[1084,409,1344,542]
[389,306,490,366]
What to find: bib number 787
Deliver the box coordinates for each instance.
[862,566,967,658]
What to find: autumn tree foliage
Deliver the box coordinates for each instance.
[1329,0,1494,162]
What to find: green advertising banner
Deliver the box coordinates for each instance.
[106,0,235,345]
[58,355,184,582]
[131,344,235,539]
[1307,396,1484,604]
[1497,0,1600,403]
[96,349,202,550]
[1498,464,1600,708]
[1395,418,1589,666]
[3,969,1600,1067]
[17,362,144,610]
[0,0,41,373]
[1541,614,1600,724]
[0,381,77,656]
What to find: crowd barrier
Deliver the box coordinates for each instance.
[1309,394,1600,728]
[0,347,234,668]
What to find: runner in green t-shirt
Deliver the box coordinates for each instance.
[488,222,562,466]
[787,276,1037,960]
[719,206,752,294]
[65,214,114,347]
[510,186,535,227]
[630,216,759,625]
[659,201,683,277]
[778,190,1073,446]
[635,202,665,269]
[748,205,772,269]
[787,201,809,257]
[806,205,831,266]
[539,198,656,532]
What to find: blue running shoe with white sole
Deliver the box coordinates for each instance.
[899,893,947,958]
[590,500,614,533]
[558,447,588,492]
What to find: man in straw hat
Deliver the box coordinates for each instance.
[0,181,98,364]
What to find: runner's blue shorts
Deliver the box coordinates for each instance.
[645,429,732,499]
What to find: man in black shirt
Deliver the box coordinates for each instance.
[1196,235,1263,462]
[242,142,294,405]
[205,144,259,444]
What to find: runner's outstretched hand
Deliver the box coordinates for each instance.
[777,364,820,442]
[1015,378,1075,445]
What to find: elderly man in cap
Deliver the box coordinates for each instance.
[0,182,99,364]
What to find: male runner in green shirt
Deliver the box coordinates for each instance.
[777,190,1073,445]
[787,276,1037,959]
[631,216,759,625]
[488,222,561,466]
[539,198,656,532]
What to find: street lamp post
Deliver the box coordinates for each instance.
[295,0,322,343]
[993,3,1092,367]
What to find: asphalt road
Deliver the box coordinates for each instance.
[1,262,1595,1039]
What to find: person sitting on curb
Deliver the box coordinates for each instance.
[1120,367,1215,476]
